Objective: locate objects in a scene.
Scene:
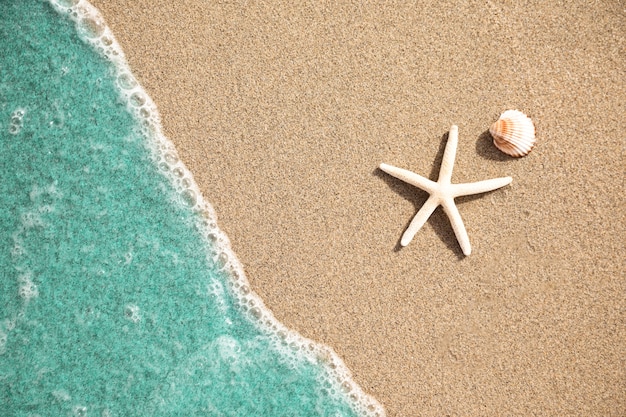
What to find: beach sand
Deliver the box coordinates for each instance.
[90,1,625,415]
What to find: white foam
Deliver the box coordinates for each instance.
[20,210,45,229]
[212,335,242,370]
[46,1,386,415]
[29,181,62,203]
[123,304,141,323]
[17,271,39,301]
[51,389,71,402]
[8,108,25,135]
[4,180,64,355]
[72,405,88,417]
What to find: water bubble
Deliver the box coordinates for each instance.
[8,108,25,135]
[180,189,197,207]
[215,252,228,269]
[129,92,146,107]
[20,211,44,228]
[230,269,241,281]
[10,243,25,258]
[123,251,133,265]
[124,304,141,323]
[72,405,87,417]
[18,281,38,300]
[250,307,262,319]
[139,107,150,118]
[51,389,71,402]
[164,152,178,164]
[79,16,105,38]
[117,73,137,90]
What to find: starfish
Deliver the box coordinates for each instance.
[380,125,512,256]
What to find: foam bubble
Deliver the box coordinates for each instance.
[72,405,87,417]
[215,252,228,269]
[117,73,137,90]
[172,167,184,178]
[17,272,38,301]
[180,189,197,207]
[101,35,113,46]
[124,304,141,323]
[163,152,178,165]
[129,91,146,107]
[51,389,71,402]
[29,181,62,203]
[8,108,25,135]
[20,210,45,229]
[249,307,262,320]
[10,242,25,259]
[215,336,242,370]
[123,250,133,265]
[78,16,105,38]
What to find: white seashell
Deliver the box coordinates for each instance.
[489,110,536,157]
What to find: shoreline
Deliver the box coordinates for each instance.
[49,1,386,415]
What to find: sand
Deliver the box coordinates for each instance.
[89,1,625,415]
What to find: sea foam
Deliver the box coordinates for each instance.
[1,0,386,415]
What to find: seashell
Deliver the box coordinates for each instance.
[489,110,536,157]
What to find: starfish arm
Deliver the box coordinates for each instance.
[441,198,471,256]
[438,125,459,184]
[380,163,437,193]
[400,195,440,246]
[452,176,512,197]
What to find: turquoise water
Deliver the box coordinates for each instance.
[0,1,382,416]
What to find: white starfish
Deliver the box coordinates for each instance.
[380,125,512,256]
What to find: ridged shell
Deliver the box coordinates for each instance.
[489,110,536,157]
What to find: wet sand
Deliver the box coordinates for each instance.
[90,1,625,415]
